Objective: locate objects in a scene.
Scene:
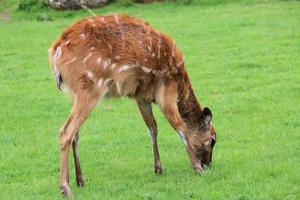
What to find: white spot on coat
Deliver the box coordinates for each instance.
[141,66,151,73]
[121,31,125,47]
[116,81,122,94]
[69,57,76,63]
[157,33,161,59]
[97,57,102,64]
[96,38,101,43]
[115,55,121,60]
[86,71,94,79]
[169,57,173,66]
[173,68,178,74]
[104,78,112,85]
[114,14,119,24]
[108,44,112,51]
[172,41,176,57]
[118,64,131,73]
[97,78,103,88]
[88,19,96,27]
[103,61,109,70]
[176,59,184,68]
[83,52,92,63]
[64,40,70,46]
[149,36,152,52]
[79,33,86,40]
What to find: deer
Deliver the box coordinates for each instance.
[49,14,217,198]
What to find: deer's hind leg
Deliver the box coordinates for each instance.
[136,98,162,174]
[59,86,104,197]
[72,130,84,187]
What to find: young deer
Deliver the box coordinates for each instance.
[49,14,217,197]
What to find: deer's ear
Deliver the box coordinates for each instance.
[203,107,212,125]
[199,107,212,128]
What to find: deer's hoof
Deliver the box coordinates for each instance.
[154,166,163,175]
[154,162,163,175]
[76,176,85,187]
[60,184,72,198]
[193,163,204,174]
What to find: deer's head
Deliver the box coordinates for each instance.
[190,107,216,168]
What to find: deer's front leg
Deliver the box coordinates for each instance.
[136,98,162,174]
[155,81,203,173]
[161,109,203,173]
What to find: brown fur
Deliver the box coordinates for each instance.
[49,14,216,198]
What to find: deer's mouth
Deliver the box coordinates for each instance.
[196,150,212,168]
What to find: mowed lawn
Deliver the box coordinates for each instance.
[0,1,300,199]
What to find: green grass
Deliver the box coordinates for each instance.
[1,0,300,199]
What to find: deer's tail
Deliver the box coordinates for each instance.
[48,46,63,91]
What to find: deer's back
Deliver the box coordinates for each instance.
[49,14,186,101]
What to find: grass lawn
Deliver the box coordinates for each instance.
[0,0,299,199]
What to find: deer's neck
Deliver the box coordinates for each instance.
[177,76,203,128]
